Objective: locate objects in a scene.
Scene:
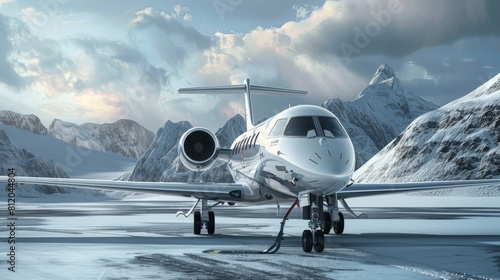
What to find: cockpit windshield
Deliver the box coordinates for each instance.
[282,116,347,138]
[284,117,317,137]
[318,117,347,138]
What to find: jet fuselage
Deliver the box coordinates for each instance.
[227,105,355,203]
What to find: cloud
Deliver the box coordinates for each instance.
[195,12,367,106]
[219,101,245,118]
[1,9,176,129]
[0,0,13,6]
[0,14,25,87]
[284,0,500,61]
[2,1,499,132]
[132,7,211,49]
[209,0,324,25]
[187,0,500,121]
[0,10,87,95]
[173,4,192,21]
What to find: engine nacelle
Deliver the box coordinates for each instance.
[178,127,220,171]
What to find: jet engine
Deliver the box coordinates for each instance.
[178,127,220,171]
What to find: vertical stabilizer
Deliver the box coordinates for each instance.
[243,78,254,129]
[178,79,308,130]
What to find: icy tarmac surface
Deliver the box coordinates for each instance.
[1,195,500,279]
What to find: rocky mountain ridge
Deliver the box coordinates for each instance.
[354,73,500,195]
[80,119,154,159]
[322,64,439,168]
[5,64,493,199]
[0,110,48,135]
[127,114,246,183]
[0,124,95,196]
[0,112,154,160]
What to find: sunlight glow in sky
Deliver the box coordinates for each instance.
[1,0,499,131]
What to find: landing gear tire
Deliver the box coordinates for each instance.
[323,212,332,234]
[333,212,344,234]
[207,211,215,235]
[194,211,202,235]
[302,230,313,253]
[314,230,325,252]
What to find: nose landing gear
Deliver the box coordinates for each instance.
[301,194,326,252]
[300,193,348,252]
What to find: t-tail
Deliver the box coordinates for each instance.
[178,78,308,129]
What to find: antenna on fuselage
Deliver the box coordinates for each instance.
[178,78,308,129]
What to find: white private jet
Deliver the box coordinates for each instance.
[2,79,500,253]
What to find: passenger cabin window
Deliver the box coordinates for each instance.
[268,119,287,138]
[243,137,250,151]
[249,134,256,149]
[234,141,240,155]
[253,132,260,147]
[284,117,317,137]
[318,117,347,138]
[237,140,243,154]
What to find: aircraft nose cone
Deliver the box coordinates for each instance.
[309,137,355,176]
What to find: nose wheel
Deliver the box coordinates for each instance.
[301,229,325,253]
[301,194,328,252]
[302,229,325,253]
[302,230,313,252]
[313,230,325,252]
[301,192,349,252]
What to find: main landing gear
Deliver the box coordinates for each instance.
[301,193,345,253]
[193,199,220,235]
[177,199,220,235]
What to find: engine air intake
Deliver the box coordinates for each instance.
[178,128,220,171]
[184,130,216,162]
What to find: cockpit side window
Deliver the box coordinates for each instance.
[268,119,287,138]
[284,117,317,137]
[318,117,347,138]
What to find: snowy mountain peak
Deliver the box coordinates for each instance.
[436,74,500,115]
[323,64,438,168]
[485,74,500,95]
[358,64,404,100]
[0,125,72,195]
[128,120,193,182]
[369,64,397,86]
[49,119,105,152]
[0,110,48,135]
[355,72,500,190]
[459,73,500,100]
[127,115,246,183]
[80,119,155,159]
[216,114,246,148]
[46,118,154,159]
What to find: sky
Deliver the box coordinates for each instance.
[0,0,499,132]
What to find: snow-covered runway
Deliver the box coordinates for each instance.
[1,195,499,279]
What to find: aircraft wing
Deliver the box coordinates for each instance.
[338,179,500,199]
[0,176,252,201]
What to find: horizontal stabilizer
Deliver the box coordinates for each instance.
[178,78,307,129]
[178,84,308,96]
